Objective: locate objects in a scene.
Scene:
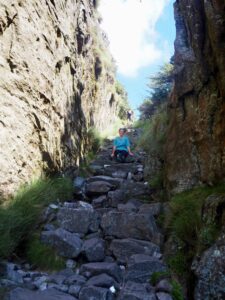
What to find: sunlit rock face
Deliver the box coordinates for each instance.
[165,0,225,194]
[0,0,119,198]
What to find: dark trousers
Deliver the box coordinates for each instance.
[115,150,128,163]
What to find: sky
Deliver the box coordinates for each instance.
[99,0,176,114]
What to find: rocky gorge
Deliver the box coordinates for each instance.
[0,0,225,299]
[0,0,125,198]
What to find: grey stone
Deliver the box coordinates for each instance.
[139,203,162,216]
[87,176,122,187]
[101,211,162,244]
[110,238,160,264]
[92,195,108,208]
[192,232,225,300]
[85,181,114,196]
[43,224,55,231]
[68,284,82,297]
[47,273,66,285]
[82,238,105,262]
[66,259,76,269]
[125,255,167,283]
[7,287,77,300]
[41,228,82,258]
[118,281,156,300]
[79,286,114,300]
[80,262,122,282]
[64,274,86,286]
[57,206,100,234]
[117,202,139,212]
[85,273,119,289]
[112,170,128,179]
[156,279,172,293]
[108,190,125,207]
[156,292,173,300]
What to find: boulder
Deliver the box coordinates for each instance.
[79,286,115,300]
[57,205,100,234]
[87,176,122,187]
[82,238,105,262]
[117,202,138,212]
[80,262,122,282]
[92,195,108,208]
[110,238,160,264]
[118,281,156,300]
[125,255,167,283]
[85,273,118,289]
[139,203,162,217]
[156,292,173,300]
[85,181,114,196]
[192,232,225,300]
[41,228,82,258]
[64,274,86,286]
[108,190,125,207]
[101,211,162,244]
[7,287,77,300]
[156,279,172,294]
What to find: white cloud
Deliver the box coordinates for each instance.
[99,0,170,77]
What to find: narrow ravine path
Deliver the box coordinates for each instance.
[2,129,174,300]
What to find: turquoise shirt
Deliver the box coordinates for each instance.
[113,136,130,152]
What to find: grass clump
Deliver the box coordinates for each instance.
[0,177,73,258]
[166,183,225,276]
[26,236,65,271]
[171,280,184,300]
[149,171,164,189]
[150,271,171,285]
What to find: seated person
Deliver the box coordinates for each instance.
[111,128,133,162]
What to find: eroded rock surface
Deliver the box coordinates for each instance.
[165,0,225,193]
[0,0,123,198]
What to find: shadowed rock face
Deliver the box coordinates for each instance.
[0,0,120,198]
[165,0,225,194]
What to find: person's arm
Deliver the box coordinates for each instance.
[111,145,116,157]
[126,137,133,156]
[127,146,133,156]
[111,139,117,157]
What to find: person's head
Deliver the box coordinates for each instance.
[119,128,126,137]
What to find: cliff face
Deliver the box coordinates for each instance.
[165,0,225,194]
[0,0,121,198]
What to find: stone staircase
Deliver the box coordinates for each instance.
[2,129,173,300]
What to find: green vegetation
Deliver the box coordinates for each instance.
[136,105,168,156]
[139,61,174,120]
[150,271,171,285]
[26,236,65,271]
[0,177,73,258]
[115,81,130,120]
[149,170,164,189]
[171,280,184,300]
[166,183,225,276]
[150,271,184,300]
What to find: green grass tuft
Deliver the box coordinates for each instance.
[171,280,184,300]
[150,271,171,285]
[26,236,65,271]
[0,177,73,258]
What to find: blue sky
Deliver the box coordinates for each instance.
[99,0,176,114]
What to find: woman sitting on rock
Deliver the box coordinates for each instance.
[111,128,133,163]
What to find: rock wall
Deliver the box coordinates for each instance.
[0,0,121,198]
[165,0,225,194]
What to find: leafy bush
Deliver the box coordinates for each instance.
[0,177,73,258]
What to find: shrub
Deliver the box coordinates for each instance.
[0,177,73,258]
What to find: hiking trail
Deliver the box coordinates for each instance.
[3,128,173,300]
